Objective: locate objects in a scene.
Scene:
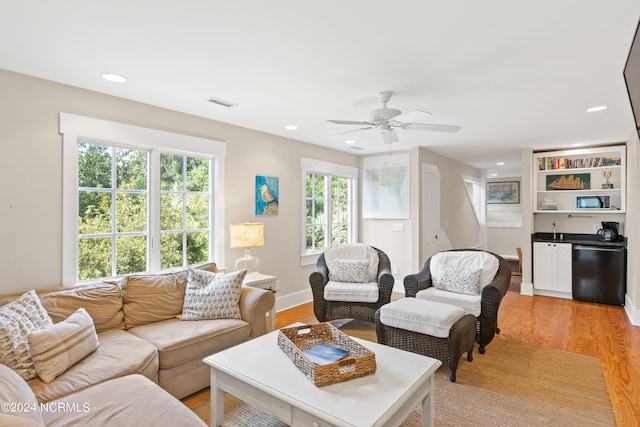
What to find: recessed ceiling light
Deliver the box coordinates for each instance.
[586,105,607,112]
[496,162,505,166]
[345,140,356,144]
[571,143,584,147]
[284,125,298,130]
[490,173,498,177]
[101,73,127,83]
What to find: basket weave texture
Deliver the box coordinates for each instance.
[277,323,376,387]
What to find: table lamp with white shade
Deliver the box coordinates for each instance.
[230,222,264,273]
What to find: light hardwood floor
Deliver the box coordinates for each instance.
[185,291,640,426]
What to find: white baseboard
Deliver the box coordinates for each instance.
[520,282,534,296]
[624,294,640,326]
[275,288,312,313]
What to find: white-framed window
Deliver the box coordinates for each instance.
[300,158,358,266]
[60,113,225,285]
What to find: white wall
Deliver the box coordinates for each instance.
[0,69,358,298]
[361,146,481,289]
[486,176,522,258]
[625,131,640,324]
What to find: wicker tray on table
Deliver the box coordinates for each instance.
[277,323,376,387]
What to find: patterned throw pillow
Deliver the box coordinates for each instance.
[180,269,247,321]
[328,259,370,283]
[0,290,54,380]
[28,308,99,383]
[434,266,482,296]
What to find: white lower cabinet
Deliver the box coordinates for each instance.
[533,242,572,294]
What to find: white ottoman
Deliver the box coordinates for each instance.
[375,298,476,382]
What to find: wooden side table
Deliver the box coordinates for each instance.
[242,273,277,331]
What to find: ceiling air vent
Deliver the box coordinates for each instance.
[207,96,237,108]
[349,146,364,150]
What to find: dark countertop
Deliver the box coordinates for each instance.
[531,232,627,248]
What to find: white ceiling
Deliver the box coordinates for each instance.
[2,1,639,177]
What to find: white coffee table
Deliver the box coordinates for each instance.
[203,325,441,427]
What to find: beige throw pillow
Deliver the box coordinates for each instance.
[328,259,370,283]
[180,269,246,321]
[27,308,99,383]
[38,282,124,332]
[434,266,482,295]
[0,290,53,380]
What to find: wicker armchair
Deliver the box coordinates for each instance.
[309,245,394,323]
[403,249,511,354]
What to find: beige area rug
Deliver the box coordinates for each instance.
[191,319,614,426]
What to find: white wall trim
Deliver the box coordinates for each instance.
[275,288,313,313]
[625,294,640,326]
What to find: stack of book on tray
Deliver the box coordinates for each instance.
[304,343,350,366]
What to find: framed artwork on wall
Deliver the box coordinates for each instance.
[362,153,410,218]
[487,181,520,204]
[256,175,278,215]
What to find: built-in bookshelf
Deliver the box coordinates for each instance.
[533,145,626,213]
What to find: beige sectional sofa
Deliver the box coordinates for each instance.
[0,263,275,426]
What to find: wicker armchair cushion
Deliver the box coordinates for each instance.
[416,287,481,317]
[324,244,379,282]
[324,281,379,303]
[379,298,465,338]
[430,251,499,291]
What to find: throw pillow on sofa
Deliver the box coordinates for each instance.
[122,262,219,328]
[0,290,53,380]
[180,269,246,321]
[38,282,124,332]
[27,307,99,383]
[328,259,370,283]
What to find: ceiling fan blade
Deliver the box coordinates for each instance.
[402,122,461,133]
[381,128,399,144]
[391,109,432,123]
[330,126,375,136]
[327,119,375,125]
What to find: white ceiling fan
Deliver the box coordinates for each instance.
[328,91,461,144]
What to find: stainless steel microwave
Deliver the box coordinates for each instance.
[576,195,610,209]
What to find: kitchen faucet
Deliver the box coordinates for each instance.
[553,222,556,240]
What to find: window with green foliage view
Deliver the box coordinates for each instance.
[77,142,211,281]
[305,173,353,252]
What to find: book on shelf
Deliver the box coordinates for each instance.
[303,343,350,365]
[539,156,621,170]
